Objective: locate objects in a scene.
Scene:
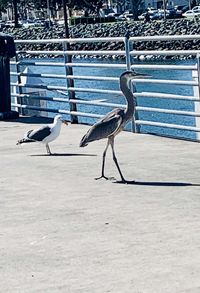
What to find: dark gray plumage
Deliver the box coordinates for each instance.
[80,70,149,182]
[24,127,52,142]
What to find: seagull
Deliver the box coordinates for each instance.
[16,114,68,155]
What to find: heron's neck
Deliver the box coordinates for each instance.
[120,79,136,121]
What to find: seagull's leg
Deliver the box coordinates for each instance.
[95,139,110,180]
[46,144,52,155]
[48,144,52,155]
[110,138,126,183]
[46,144,49,154]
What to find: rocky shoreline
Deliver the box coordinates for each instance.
[2,18,200,60]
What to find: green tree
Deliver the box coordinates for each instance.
[0,0,19,27]
[67,0,103,14]
[115,0,126,14]
[13,0,19,27]
[0,0,10,13]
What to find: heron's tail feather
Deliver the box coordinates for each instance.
[79,134,88,147]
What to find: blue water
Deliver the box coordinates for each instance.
[13,57,197,140]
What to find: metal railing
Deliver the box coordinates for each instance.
[10,34,200,141]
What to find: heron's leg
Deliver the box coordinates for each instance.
[110,138,126,182]
[46,144,52,155]
[95,139,110,180]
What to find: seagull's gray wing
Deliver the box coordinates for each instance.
[27,126,51,142]
[80,108,125,147]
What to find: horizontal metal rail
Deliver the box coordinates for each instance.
[12,82,68,91]
[129,34,200,42]
[17,49,200,57]
[130,50,200,56]
[133,79,197,86]
[134,92,200,101]
[65,87,122,95]
[136,120,200,132]
[15,37,125,44]
[11,93,69,103]
[11,60,197,71]
[11,72,119,82]
[17,49,126,56]
[12,103,103,119]
[136,106,200,117]
[10,60,65,67]
[10,60,127,68]
[131,64,197,71]
[17,50,65,55]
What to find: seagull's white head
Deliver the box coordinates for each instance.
[54,114,68,125]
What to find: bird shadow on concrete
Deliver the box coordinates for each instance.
[30,153,96,157]
[114,180,200,187]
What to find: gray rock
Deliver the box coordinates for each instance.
[2,19,200,59]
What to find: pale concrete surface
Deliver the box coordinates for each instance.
[1,116,200,293]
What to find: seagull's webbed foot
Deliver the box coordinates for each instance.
[115,179,136,184]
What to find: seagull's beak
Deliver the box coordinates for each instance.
[62,120,68,125]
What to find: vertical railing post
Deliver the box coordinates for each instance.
[124,32,138,133]
[194,53,200,140]
[196,53,200,97]
[0,33,19,120]
[124,32,131,71]
[15,49,24,115]
[63,40,78,124]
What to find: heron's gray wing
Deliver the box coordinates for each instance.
[99,108,124,124]
[80,108,124,146]
[27,126,51,141]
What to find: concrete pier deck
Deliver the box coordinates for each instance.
[1,116,200,293]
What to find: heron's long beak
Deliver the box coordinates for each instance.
[133,72,151,79]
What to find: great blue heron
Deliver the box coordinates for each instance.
[80,70,148,182]
[17,114,68,155]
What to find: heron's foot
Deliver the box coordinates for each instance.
[115,179,136,184]
[95,175,116,181]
